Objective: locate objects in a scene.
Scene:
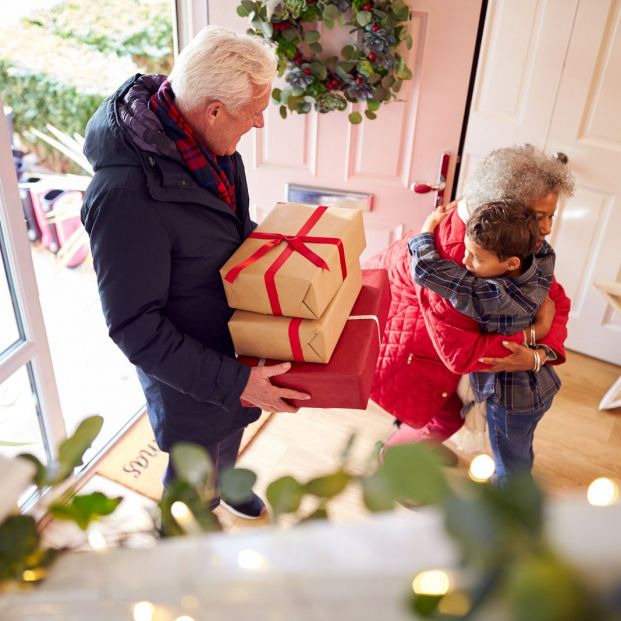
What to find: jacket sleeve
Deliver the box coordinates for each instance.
[416,284,525,374]
[84,186,250,410]
[536,277,570,365]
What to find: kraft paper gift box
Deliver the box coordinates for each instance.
[220,202,366,319]
[238,269,391,409]
[229,265,362,363]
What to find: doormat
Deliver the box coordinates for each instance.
[96,410,274,501]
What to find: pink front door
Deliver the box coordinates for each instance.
[208,1,482,259]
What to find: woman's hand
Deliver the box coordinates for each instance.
[421,202,456,234]
[478,341,539,372]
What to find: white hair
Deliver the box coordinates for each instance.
[169,26,276,114]
[461,145,575,218]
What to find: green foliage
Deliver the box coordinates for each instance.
[0,0,172,171]
[24,0,173,75]
[49,492,122,530]
[237,0,413,122]
[0,416,121,586]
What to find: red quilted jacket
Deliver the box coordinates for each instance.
[364,208,570,429]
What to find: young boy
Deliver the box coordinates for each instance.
[409,199,560,483]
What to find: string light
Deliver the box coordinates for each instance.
[587,478,619,506]
[237,548,268,571]
[87,529,107,551]
[133,601,154,621]
[412,569,451,595]
[468,454,496,482]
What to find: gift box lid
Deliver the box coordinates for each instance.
[220,203,366,319]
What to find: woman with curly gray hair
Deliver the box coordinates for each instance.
[366,145,574,459]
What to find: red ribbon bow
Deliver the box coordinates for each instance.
[224,205,348,317]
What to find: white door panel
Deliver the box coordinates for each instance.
[547,0,621,363]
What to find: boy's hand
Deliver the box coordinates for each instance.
[421,203,456,234]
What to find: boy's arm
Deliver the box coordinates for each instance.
[409,233,517,322]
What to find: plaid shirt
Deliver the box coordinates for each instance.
[409,232,560,414]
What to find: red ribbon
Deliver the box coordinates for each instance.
[224,205,348,316]
[288,318,304,361]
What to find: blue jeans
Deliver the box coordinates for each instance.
[486,398,553,484]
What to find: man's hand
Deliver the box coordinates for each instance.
[240,362,310,413]
[533,295,555,340]
[478,341,539,372]
[421,203,456,234]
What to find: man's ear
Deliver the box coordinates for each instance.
[506,256,521,271]
[204,100,223,125]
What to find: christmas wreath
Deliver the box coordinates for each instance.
[236,0,413,123]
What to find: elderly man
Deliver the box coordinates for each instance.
[81,26,309,517]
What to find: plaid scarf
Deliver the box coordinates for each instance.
[150,80,236,213]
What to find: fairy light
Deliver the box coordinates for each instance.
[132,601,154,621]
[468,454,496,482]
[175,616,196,621]
[171,501,201,534]
[22,568,47,582]
[411,569,451,595]
[587,478,619,506]
[87,529,107,551]
[237,548,268,571]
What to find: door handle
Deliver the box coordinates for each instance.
[410,152,451,207]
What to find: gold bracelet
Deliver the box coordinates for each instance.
[532,349,541,372]
[530,324,536,347]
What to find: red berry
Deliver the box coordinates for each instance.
[372,24,380,32]
[363,2,373,10]
[355,77,363,84]
[303,68,311,75]
[368,52,376,61]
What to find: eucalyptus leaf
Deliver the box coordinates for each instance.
[236,5,249,17]
[53,415,103,483]
[379,443,450,505]
[506,553,599,621]
[304,470,350,498]
[341,45,354,60]
[356,10,372,27]
[282,28,299,41]
[279,105,288,119]
[266,475,304,515]
[171,442,213,487]
[381,75,395,89]
[367,98,381,112]
[364,110,377,120]
[220,467,257,504]
[0,515,39,579]
[361,471,394,511]
[17,453,46,488]
[49,492,122,530]
[323,4,339,20]
[241,0,255,12]
[309,42,323,54]
[305,30,321,43]
[272,87,282,101]
[348,111,363,124]
[301,507,328,522]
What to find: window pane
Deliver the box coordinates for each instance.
[0,243,21,354]
[0,364,47,463]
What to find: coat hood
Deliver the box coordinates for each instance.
[83,74,182,172]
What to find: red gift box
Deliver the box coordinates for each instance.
[239,269,391,410]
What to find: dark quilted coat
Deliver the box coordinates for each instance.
[364,207,570,429]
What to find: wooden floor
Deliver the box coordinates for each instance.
[222,349,621,530]
[44,349,620,542]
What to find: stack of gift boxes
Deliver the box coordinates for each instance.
[220,202,391,410]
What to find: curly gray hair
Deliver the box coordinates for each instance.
[462,145,575,214]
